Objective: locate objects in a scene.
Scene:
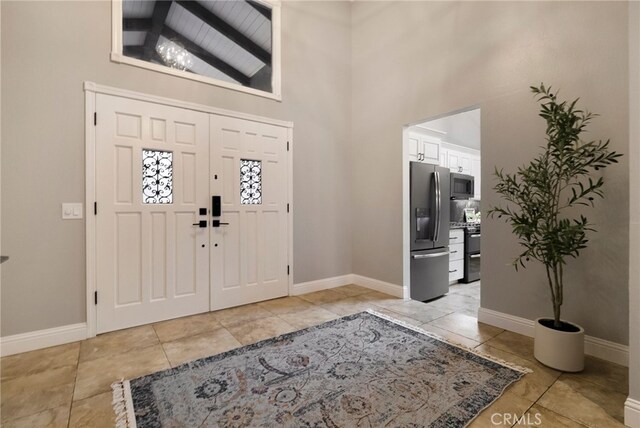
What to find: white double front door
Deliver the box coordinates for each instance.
[95,94,289,334]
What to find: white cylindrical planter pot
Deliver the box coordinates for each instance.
[534,318,585,372]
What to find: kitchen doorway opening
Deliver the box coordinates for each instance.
[402,106,482,318]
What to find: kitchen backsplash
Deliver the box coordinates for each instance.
[450,199,481,222]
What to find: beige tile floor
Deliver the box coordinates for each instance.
[0,282,627,427]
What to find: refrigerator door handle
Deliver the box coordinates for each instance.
[412,251,450,259]
[470,254,481,259]
[433,171,441,242]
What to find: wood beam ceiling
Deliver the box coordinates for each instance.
[123,18,152,32]
[142,0,172,61]
[246,1,272,20]
[176,0,271,65]
[160,26,251,85]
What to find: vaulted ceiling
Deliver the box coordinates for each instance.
[122,0,272,86]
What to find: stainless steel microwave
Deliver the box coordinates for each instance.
[450,173,474,199]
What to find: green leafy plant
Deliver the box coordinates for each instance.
[489,84,622,329]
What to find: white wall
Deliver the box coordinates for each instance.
[627,0,640,423]
[421,108,481,150]
[0,1,352,336]
[351,1,629,345]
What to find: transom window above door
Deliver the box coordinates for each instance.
[111,0,281,100]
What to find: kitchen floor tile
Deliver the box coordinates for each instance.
[332,284,371,297]
[152,312,221,343]
[1,405,71,428]
[474,344,561,402]
[467,391,533,428]
[257,296,315,316]
[74,344,169,401]
[278,306,341,330]
[482,330,535,362]
[418,323,481,348]
[162,328,242,367]
[68,392,114,428]
[1,366,76,422]
[297,289,345,305]
[212,303,275,327]
[537,380,625,427]
[79,325,159,363]
[384,300,452,324]
[1,342,80,382]
[225,316,296,345]
[428,312,503,343]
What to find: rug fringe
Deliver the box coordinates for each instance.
[112,380,137,428]
[365,309,533,374]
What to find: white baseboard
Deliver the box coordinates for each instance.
[0,323,88,357]
[477,307,534,337]
[290,275,353,295]
[292,274,404,298]
[626,398,640,428]
[351,274,404,298]
[478,307,629,367]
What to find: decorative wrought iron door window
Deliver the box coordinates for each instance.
[142,149,173,204]
[240,159,262,204]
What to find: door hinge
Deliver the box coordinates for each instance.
[94,202,97,215]
[94,291,98,305]
[287,203,289,213]
[94,112,97,126]
[287,141,289,151]
[287,265,290,275]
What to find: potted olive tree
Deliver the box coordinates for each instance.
[489,84,621,372]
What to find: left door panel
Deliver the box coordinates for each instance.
[95,94,210,333]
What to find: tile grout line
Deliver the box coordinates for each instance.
[152,324,174,368]
[67,344,82,428]
[557,371,629,397]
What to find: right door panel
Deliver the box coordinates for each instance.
[210,116,289,310]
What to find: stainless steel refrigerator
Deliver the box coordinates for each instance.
[410,162,451,301]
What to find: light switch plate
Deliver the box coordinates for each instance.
[62,203,83,220]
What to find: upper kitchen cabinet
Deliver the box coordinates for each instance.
[408,131,441,165]
[471,157,481,199]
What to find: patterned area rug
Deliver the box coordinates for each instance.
[112,310,529,428]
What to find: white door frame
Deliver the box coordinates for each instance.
[84,82,293,338]
[401,105,481,302]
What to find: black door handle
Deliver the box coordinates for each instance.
[212,220,229,228]
[192,220,207,228]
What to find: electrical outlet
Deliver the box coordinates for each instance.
[62,203,83,219]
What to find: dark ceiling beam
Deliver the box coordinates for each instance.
[143,0,173,61]
[124,18,153,32]
[176,0,270,65]
[246,0,271,20]
[161,27,250,86]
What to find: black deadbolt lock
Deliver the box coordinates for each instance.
[212,196,221,217]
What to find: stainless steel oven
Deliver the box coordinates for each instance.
[463,225,480,283]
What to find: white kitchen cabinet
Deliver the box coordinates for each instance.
[471,157,481,199]
[449,229,464,283]
[446,151,472,175]
[439,148,448,167]
[408,132,440,165]
[408,133,421,161]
